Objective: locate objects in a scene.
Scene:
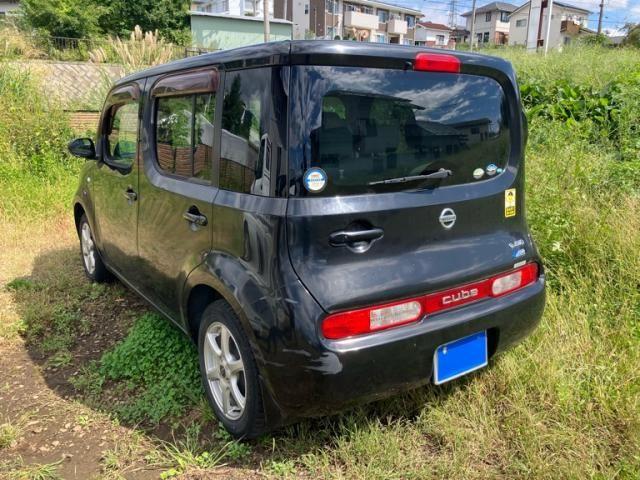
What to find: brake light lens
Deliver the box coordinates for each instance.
[322,299,423,340]
[321,263,539,340]
[414,53,461,73]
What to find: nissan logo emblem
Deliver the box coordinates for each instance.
[439,208,456,229]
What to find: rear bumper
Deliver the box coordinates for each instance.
[262,276,545,421]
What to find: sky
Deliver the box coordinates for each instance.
[394,0,640,35]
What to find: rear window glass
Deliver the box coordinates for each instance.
[290,66,510,196]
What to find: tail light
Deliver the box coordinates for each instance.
[414,53,461,73]
[321,263,539,340]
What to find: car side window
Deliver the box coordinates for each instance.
[155,93,214,181]
[220,68,271,196]
[106,102,139,169]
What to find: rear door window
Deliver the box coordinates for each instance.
[290,66,510,196]
[155,93,215,181]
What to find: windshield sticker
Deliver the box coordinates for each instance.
[486,164,498,176]
[304,167,327,193]
[473,168,484,180]
[505,189,516,218]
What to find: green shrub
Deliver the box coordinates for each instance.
[98,313,202,424]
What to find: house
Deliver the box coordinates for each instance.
[415,21,455,48]
[451,26,470,44]
[189,10,293,50]
[461,1,518,45]
[300,0,422,44]
[0,0,20,16]
[508,1,592,49]
[191,0,273,17]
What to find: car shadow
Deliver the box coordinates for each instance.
[9,245,463,469]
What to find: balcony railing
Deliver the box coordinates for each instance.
[344,10,379,30]
[388,18,408,35]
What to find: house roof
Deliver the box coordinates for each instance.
[417,21,451,31]
[461,2,518,16]
[510,1,591,16]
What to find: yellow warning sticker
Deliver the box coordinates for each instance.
[505,189,516,218]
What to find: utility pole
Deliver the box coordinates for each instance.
[448,0,457,28]
[264,0,270,42]
[469,0,477,51]
[544,0,553,54]
[597,0,604,34]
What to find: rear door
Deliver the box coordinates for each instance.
[286,60,532,312]
[136,68,220,318]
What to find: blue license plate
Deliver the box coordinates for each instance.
[433,331,488,385]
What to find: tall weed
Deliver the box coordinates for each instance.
[0,67,81,220]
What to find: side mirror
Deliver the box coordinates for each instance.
[68,137,96,159]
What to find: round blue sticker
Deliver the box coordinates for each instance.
[303,167,327,193]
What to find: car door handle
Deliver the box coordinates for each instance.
[329,228,384,246]
[183,208,208,227]
[123,188,137,202]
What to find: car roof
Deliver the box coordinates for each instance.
[115,40,514,87]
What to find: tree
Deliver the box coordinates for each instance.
[622,23,640,48]
[19,0,104,38]
[95,0,191,44]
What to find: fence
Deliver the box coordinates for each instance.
[14,33,216,61]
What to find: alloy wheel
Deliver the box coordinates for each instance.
[203,322,247,420]
[80,222,96,275]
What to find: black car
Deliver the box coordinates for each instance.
[69,41,545,438]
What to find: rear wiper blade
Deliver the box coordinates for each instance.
[368,168,453,186]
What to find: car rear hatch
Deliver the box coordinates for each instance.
[286,43,535,315]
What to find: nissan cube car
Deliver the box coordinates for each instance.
[69,41,545,438]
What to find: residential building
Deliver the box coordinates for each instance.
[304,0,422,44]
[508,1,592,48]
[191,0,274,18]
[0,0,19,16]
[451,26,470,44]
[190,11,292,50]
[461,1,518,45]
[415,21,455,48]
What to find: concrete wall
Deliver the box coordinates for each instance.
[509,10,529,45]
[191,13,293,50]
[6,60,125,110]
[291,0,310,38]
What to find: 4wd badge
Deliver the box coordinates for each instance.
[505,189,516,218]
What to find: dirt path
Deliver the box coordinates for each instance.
[0,217,261,479]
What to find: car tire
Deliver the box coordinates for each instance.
[198,299,266,439]
[78,214,112,283]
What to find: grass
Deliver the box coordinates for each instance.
[0,422,20,450]
[0,45,639,478]
[0,458,62,480]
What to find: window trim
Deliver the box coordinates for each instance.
[151,68,219,98]
[150,68,221,186]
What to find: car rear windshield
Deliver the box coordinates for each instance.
[290,66,511,196]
